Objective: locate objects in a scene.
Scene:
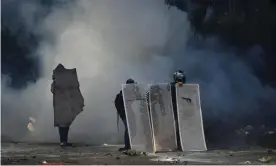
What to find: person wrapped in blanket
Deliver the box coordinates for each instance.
[114,79,136,151]
[146,70,186,151]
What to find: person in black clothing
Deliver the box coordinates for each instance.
[58,126,71,147]
[170,70,186,151]
[145,70,186,151]
[114,78,135,151]
[51,71,73,147]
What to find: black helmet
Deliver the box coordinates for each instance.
[173,70,185,82]
[126,78,135,84]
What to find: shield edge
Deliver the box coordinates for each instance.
[121,83,155,152]
[175,84,207,151]
[121,84,133,148]
[148,83,178,152]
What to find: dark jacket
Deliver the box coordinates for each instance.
[115,90,126,121]
[170,82,177,114]
[171,74,186,112]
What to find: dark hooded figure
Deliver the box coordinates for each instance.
[114,78,135,151]
[51,64,84,147]
[51,64,71,147]
[171,70,186,150]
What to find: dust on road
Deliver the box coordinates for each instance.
[1,143,276,165]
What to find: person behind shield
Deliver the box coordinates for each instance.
[171,70,187,151]
[114,78,135,151]
[51,65,72,147]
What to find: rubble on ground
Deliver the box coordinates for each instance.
[258,156,272,163]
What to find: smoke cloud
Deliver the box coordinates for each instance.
[2,0,276,145]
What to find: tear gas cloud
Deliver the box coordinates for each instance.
[2,0,276,144]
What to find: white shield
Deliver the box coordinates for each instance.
[148,83,178,152]
[176,84,207,151]
[122,84,154,152]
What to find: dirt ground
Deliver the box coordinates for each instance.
[1,142,276,165]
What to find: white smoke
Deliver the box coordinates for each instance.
[2,0,276,144]
[1,0,186,144]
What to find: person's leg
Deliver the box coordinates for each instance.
[64,127,72,146]
[59,127,66,145]
[59,127,64,142]
[119,119,131,151]
[64,127,69,143]
[173,109,182,151]
[59,126,72,147]
[58,127,62,143]
[124,127,130,148]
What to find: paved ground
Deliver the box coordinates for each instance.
[1,142,276,165]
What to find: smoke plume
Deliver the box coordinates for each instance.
[2,0,276,145]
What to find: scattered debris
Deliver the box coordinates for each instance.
[182,161,188,165]
[244,161,251,164]
[123,149,140,156]
[105,153,113,156]
[141,152,148,156]
[258,156,272,163]
[115,156,120,160]
[172,158,181,164]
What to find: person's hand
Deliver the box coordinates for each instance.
[177,82,183,87]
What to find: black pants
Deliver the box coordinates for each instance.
[122,119,130,148]
[58,126,69,143]
[173,109,182,151]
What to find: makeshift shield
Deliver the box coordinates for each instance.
[122,83,154,152]
[52,64,84,127]
[148,83,178,152]
[175,84,207,151]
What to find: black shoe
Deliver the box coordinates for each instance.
[118,147,131,152]
[60,142,66,147]
[60,142,72,147]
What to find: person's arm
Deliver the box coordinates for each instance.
[115,91,124,113]
[51,82,55,94]
[114,93,120,110]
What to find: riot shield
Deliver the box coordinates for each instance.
[175,84,207,151]
[148,83,178,152]
[122,83,154,152]
[53,64,84,127]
